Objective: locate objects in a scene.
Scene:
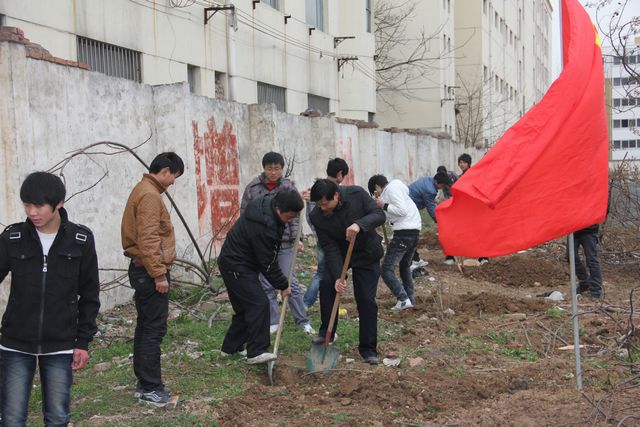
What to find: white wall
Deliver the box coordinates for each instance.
[0,41,483,311]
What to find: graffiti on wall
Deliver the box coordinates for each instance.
[408,155,414,181]
[192,118,240,240]
[336,136,355,185]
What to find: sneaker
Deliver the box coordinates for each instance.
[444,256,455,265]
[302,323,316,335]
[139,389,171,407]
[412,267,428,278]
[410,259,429,272]
[363,355,379,365]
[577,281,590,294]
[392,299,413,311]
[220,349,247,357]
[133,388,143,399]
[478,257,489,265]
[246,352,277,364]
[269,324,279,334]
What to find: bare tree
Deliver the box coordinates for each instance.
[587,0,640,112]
[455,75,522,148]
[374,0,454,109]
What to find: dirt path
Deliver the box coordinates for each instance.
[213,231,640,426]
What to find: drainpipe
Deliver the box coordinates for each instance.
[226,0,237,102]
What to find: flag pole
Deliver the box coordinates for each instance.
[568,234,583,390]
[558,0,583,391]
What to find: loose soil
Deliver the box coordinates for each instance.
[212,229,640,426]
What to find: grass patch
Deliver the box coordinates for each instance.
[498,348,539,362]
[486,331,515,345]
[546,307,565,319]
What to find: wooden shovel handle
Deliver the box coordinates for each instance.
[273,200,305,355]
[324,237,356,345]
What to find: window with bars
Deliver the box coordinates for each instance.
[308,94,330,113]
[77,36,141,82]
[258,82,286,112]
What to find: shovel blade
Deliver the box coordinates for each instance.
[267,360,276,386]
[307,342,340,374]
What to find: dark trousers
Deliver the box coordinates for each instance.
[381,234,419,303]
[221,269,271,358]
[128,263,168,392]
[573,232,602,297]
[319,262,381,358]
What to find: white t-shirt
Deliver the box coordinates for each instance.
[0,229,73,356]
[37,230,57,256]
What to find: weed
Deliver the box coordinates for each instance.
[546,307,565,319]
[332,412,350,422]
[498,348,539,361]
[486,331,515,344]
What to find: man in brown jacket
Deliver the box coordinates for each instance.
[121,152,183,407]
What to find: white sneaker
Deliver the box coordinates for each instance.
[410,259,429,272]
[220,349,247,357]
[392,299,414,311]
[246,352,277,364]
[444,257,455,265]
[302,323,316,335]
[269,324,279,334]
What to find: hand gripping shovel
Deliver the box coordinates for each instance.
[306,237,356,374]
[267,201,305,386]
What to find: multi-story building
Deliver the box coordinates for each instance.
[0,0,376,120]
[608,37,640,162]
[454,0,552,148]
[374,0,456,136]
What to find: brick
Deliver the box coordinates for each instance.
[77,62,90,70]
[26,50,45,60]
[0,33,21,43]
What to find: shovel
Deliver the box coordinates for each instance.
[306,237,356,374]
[267,201,305,386]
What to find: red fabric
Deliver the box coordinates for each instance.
[436,0,608,257]
[265,182,278,191]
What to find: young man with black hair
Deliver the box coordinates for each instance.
[0,172,100,425]
[309,179,386,365]
[368,174,422,310]
[219,189,303,364]
[455,154,489,265]
[302,157,350,309]
[121,152,184,407]
[240,152,314,335]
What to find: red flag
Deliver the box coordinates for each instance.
[436,0,608,258]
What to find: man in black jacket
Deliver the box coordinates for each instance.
[309,179,386,365]
[0,172,100,426]
[218,189,303,364]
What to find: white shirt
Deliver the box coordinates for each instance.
[380,179,422,231]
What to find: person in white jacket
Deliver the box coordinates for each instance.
[368,175,422,310]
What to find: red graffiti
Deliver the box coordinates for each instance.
[193,118,240,239]
[336,136,355,185]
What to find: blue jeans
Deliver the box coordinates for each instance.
[0,350,73,426]
[381,233,419,303]
[573,232,602,297]
[303,244,325,307]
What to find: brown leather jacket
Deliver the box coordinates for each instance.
[121,174,176,278]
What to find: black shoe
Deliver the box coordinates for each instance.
[577,281,590,294]
[364,355,379,365]
[139,389,171,407]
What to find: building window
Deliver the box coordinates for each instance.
[0,14,5,26]
[261,0,279,9]
[613,140,621,149]
[631,140,637,148]
[483,0,487,14]
[622,140,629,149]
[366,0,372,33]
[215,71,226,99]
[306,0,324,32]
[613,119,620,128]
[187,65,200,94]
[258,81,286,112]
[368,112,376,123]
[621,119,629,128]
[614,98,621,107]
[308,94,330,113]
[77,36,141,82]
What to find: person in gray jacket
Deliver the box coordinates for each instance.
[240,152,315,335]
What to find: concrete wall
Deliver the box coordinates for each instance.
[0,41,483,311]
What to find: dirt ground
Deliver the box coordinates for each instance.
[210,229,640,426]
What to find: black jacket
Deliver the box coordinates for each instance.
[218,194,289,290]
[310,186,386,281]
[0,208,100,353]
